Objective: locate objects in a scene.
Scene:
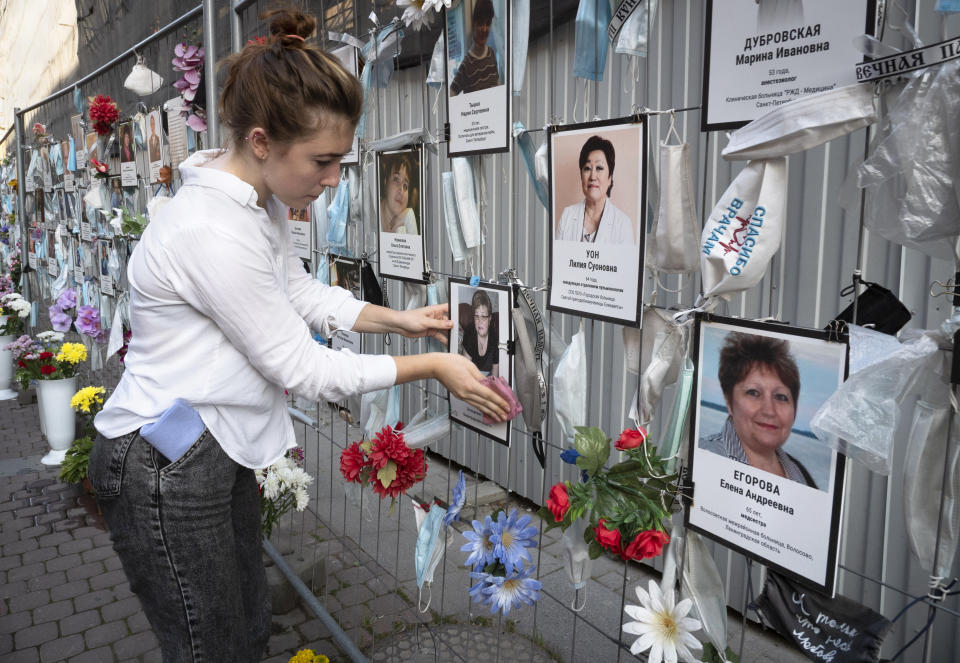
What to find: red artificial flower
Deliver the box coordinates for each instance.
[339,442,367,483]
[593,519,624,558]
[367,425,411,470]
[614,427,647,451]
[89,95,119,135]
[17,360,24,368]
[623,529,670,561]
[40,365,56,375]
[369,445,426,500]
[38,352,53,360]
[546,482,570,522]
[89,158,109,174]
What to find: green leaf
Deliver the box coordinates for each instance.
[574,426,611,477]
[582,523,596,545]
[587,540,604,560]
[377,460,397,488]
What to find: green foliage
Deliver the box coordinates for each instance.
[573,426,610,477]
[58,435,93,484]
[702,643,739,663]
[121,210,148,236]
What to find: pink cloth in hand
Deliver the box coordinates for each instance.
[480,375,523,425]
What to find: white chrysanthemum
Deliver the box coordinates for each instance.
[262,472,281,501]
[276,465,297,489]
[37,330,63,342]
[398,0,434,30]
[423,0,452,12]
[1,292,21,302]
[294,486,309,511]
[623,580,703,663]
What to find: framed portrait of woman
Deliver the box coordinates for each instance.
[547,117,647,326]
[685,314,849,595]
[118,121,138,187]
[328,254,363,354]
[448,277,513,446]
[444,0,510,156]
[376,146,427,283]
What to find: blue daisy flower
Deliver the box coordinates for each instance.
[489,509,538,574]
[468,570,494,606]
[482,566,542,615]
[444,470,466,529]
[460,515,497,571]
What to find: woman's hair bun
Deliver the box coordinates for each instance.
[261,5,317,41]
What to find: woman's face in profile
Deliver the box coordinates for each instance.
[385,165,410,218]
[473,304,491,339]
[580,150,610,204]
[725,364,796,454]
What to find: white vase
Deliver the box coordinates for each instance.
[0,316,15,399]
[37,376,77,465]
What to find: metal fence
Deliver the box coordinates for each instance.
[4,0,960,661]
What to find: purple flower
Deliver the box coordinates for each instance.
[55,288,77,311]
[172,43,204,70]
[75,305,101,337]
[49,306,72,332]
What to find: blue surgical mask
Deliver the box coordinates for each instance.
[573,0,612,81]
[936,0,960,10]
[427,34,445,88]
[488,0,508,81]
[415,503,446,589]
[67,136,77,172]
[513,122,548,208]
[663,358,694,472]
[326,177,349,253]
[51,237,69,293]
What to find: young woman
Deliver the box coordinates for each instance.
[378,152,418,234]
[89,8,507,661]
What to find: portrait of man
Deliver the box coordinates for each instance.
[147,111,162,163]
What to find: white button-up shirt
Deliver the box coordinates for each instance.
[95,150,396,468]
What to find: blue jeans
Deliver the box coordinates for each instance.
[89,429,270,662]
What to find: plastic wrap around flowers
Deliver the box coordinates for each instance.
[339,424,427,501]
[540,426,678,563]
[461,509,542,615]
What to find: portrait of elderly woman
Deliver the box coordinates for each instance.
[554,135,634,244]
[699,332,818,488]
[459,289,499,378]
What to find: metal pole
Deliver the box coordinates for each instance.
[13,110,28,304]
[230,0,243,54]
[202,0,220,148]
[262,538,368,663]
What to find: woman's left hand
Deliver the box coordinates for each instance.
[393,304,453,344]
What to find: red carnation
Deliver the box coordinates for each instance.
[623,529,670,561]
[40,365,56,375]
[546,482,570,522]
[593,519,624,558]
[615,427,647,450]
[39,352,53,360]
[367,426,410,470]
[339,442,367,483]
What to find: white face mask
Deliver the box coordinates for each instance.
[561,519,592,611]
[614,0,659,58]
[451,158,482,249]
[700,158,786,300]
[650,123,700,274]
[426,34,445,88]
[441,172,467,262]
[512,0,530,94]
[634,327,685,428]
[553,329,587,445]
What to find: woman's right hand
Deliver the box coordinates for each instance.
[431,354,510,422]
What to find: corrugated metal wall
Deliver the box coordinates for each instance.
[322,2,960,659]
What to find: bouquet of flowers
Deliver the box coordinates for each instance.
[339,424,427,502]
[288,650,329,663]
[32,123,47,144]
[461,508,542,615]
[0,292,32,336]
[539,426,679,562]
[256,447,314,538]
[47,289,106,343]
[7,332,87,390]
[88,95,119,136]
[59,385,107,485]
[172,43,207,132]
[88,158,110,179]
[7,249,21,290]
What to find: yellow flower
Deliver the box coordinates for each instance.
[288,651,328,663]
[56,342,87,364]
[70,386,106,413]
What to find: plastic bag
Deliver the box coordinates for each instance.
[810,333,943,474]
[843,60,960,259]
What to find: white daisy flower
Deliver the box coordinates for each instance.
[623,580,703,663]
[398,0,434,30]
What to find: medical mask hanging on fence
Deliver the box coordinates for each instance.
[553,329,586,445]
[412,500,449,611]
[561,519,591,611]
[700,158,786,300]
[614,0,658,58]
[573,0,612,81]
[650,119,699,274]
